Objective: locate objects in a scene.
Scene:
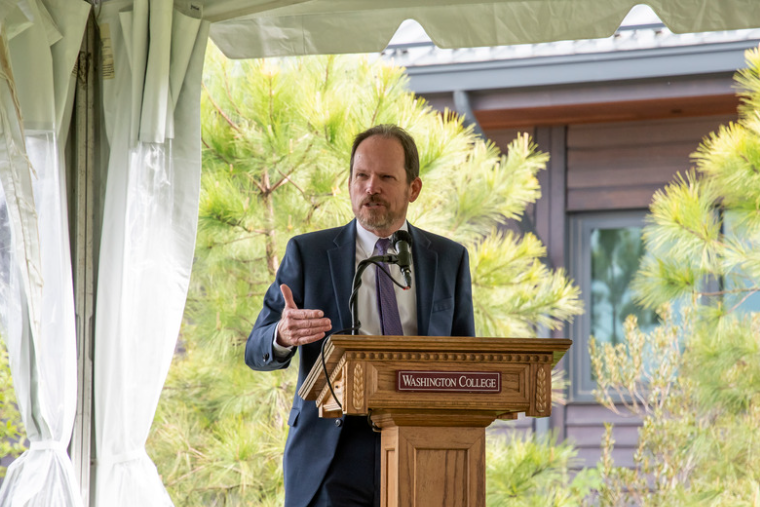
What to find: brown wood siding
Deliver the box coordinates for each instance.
[565,404,641,469]
[471,75,739,130]
[566,115,736,211]
[533,127,571,440]
[489,405,641,469]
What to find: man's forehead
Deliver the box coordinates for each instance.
[354,136,405,165]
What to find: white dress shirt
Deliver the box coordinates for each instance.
[354,221,418,336]
[273,221,418,356]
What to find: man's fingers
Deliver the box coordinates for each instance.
[284,308,325,320]
[280,284,298,309]
[282,319,331,335]
[277,285,330,347]
[291,332,327,346]
[287,315,330,329]
[289,323,332,337]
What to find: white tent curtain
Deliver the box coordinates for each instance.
[92,1,208,505]
[0,0,90,505]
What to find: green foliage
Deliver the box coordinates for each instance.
[471,229,580,337]
[148,44,582,505]
[150,328,293,505]
[591,46,760,506]
[0,336,25,478]
[592,309,760,506]
[486,425,600,507]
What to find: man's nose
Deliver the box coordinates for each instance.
[365,175,381,194]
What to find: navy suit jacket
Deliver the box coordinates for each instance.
[245,220,475,507]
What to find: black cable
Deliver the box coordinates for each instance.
[319,327,358,411]
[367,409,381,432]
[350,256,411,335]
[368,259,410,290]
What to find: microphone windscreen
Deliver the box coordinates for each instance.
[392,230,413,248]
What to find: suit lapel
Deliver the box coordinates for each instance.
[409,223,437,336]
[327,221,357,331]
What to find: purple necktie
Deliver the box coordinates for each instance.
[375,238,404,336]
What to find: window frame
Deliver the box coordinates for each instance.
[568,210,650,402]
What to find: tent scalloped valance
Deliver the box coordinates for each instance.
[206,0,760,59]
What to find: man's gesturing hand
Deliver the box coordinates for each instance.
[275,284,332,347]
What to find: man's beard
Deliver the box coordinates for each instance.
[356,194,406,232]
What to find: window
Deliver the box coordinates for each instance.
[723,210,760,314]
[569,211,659,401]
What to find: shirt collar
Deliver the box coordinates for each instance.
[355,220,409,257]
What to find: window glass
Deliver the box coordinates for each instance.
[590,227,658,347]
[723,211,760,313]
[570,212,654,400]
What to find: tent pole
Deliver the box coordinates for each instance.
[70,13,99,507]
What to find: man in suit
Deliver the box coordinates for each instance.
[245,124,475,507]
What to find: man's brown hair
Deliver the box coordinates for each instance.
[349,124,420,183]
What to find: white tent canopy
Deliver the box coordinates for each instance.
[207,0,760,58]
[0,1,757,506]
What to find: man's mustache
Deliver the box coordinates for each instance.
[361,196,389,207]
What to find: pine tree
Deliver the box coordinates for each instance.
[0,337,25,479]
[147,43,583,505]
[486,431,600,507]
[591,46,760,506]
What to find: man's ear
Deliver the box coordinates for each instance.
[408,177,422,202]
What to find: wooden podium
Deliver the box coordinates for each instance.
[299,335,572,507]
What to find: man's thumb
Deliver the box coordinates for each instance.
[280,284,298,309]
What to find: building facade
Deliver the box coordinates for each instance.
[384,12,760,467]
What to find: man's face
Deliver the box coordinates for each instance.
[349,135,422,238]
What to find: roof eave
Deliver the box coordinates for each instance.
[401,39,760,93]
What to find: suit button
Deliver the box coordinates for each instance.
[334,419,343,427]
[263,353,270,361]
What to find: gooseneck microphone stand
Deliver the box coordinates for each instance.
[319,253,411,413]
[349,253,411,335]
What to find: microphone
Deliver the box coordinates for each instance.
[391,230,413,289]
